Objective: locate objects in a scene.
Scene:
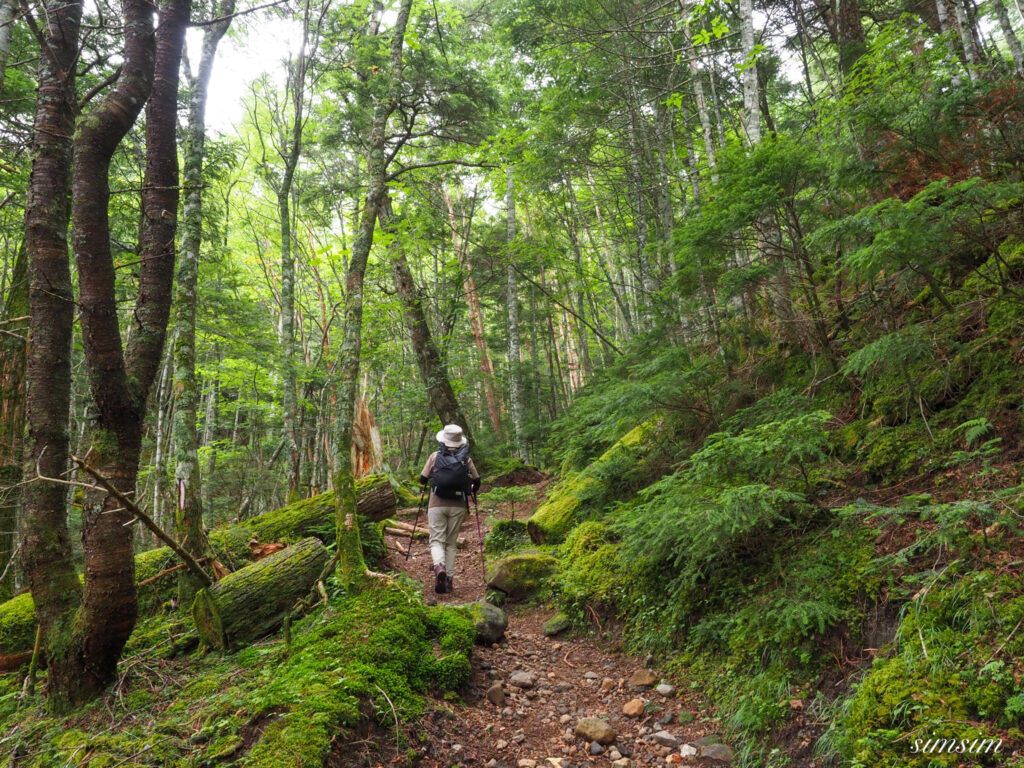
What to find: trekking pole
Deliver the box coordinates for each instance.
[472,491,487,585]
[406,488,426,561]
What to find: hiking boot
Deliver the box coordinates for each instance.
[445,574,454,593]
[433,564,448,594]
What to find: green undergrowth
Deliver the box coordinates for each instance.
[535,299,1024,766]
[0,580,474,767]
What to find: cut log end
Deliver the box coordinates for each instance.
[191,537,329,650]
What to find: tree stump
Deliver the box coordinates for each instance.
[192,537,328,650]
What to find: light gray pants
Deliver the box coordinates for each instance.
[427,503,468,574]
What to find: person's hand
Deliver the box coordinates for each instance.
[418,475,429,487]
[471,477,481,493]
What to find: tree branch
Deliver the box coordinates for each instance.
[190,0,287,26]
[69,455,214,587]
[510,261,624,355]
[78,65,122,110]
[385,158,497,182]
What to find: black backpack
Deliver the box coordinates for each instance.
[430,443,472,500]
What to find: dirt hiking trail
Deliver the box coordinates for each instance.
[377,480,737,768]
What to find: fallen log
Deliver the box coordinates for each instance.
[0,475,398,667]
[192,537,328,650]
[385,526,426,538]
[247,474,396,545]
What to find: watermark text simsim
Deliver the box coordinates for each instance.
[910,735,1003,755]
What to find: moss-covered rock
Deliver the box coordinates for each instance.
[486,553,558,601]
[542,612,571,636]
[0,593,35,658]
[484,519,529,555]
[458,600,509,644]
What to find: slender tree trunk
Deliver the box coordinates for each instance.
[264,3,313,502]
[681,18,717,178]
[0,0,15,94]
[505,170,528,460]
[0,246,27,600]
[952,0,982,75]
[379,195,473,437]
[334,0,413,588]
[992,0,1024,74]
[625,97,657,324]
[20,0,84,714]
[739,0,761,144]
[443,186,502,435]
[174,0,232,605]
[584,167,634,336]
[150,344,174,547]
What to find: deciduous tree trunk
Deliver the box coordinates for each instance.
[174,0,234,606]
[380,195,473,438]
[0,0,15,94]
[505,170,528,460]
[20,0,85,713]
[992,0,1024,75]
[0,246,27,600]
[70,0,188,699]
[739,0,761,144]
[443,185,502,436]
[334,0,413,588]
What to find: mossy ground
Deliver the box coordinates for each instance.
[528,293,1024,766]
[0,580,474,767]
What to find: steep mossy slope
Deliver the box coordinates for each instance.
[528,299,1024,766]
[0,579,474,767]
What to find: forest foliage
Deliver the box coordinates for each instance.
[2,0,1024,761]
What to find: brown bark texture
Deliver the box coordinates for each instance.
[68,0,189,699]
[192,537,329,649]
[20,0,86,712]
[0,246,27,599]
[380,195,473,439]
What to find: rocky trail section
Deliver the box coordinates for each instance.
[381,483,737,768]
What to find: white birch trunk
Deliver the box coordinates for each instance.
[992,0,1024,74]
[739,0,761,145]
[0,0,15,94]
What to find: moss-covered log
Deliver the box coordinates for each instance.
[526,420,662,544]
[0,475,395,665]
[248,474,396,546]
[192,537,328,650]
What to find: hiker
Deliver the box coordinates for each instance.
[419,424,481,594]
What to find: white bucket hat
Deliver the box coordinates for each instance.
[436,424,468,448]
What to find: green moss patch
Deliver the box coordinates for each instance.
[484,519,529,556]
[828,569,1024,766]
[527,419,664,544]
[1,581,474,768]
